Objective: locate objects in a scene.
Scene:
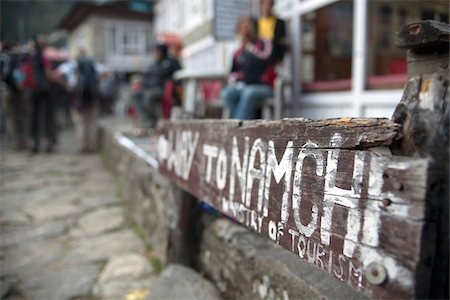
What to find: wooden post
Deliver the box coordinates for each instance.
[166,191,202,267]
[392,20,449,299]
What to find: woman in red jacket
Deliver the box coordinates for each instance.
[221,16,273,119]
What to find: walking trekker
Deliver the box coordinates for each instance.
[55,48,104,153]
[0,41,26,150]
[24,37,57,153]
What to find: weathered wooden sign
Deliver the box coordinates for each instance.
[156,118,428,299]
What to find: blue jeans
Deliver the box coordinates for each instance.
[221,83,273,119]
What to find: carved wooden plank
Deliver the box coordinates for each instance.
[156,118,428,299]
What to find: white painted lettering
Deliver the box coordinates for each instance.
[229,136,249,203]
[216,148,227,190]
[265,140,294,223]
[246,138,266,213]
[202,144,219,184]
[292,142,323,237]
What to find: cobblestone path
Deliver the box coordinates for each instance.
[0,131,154,300]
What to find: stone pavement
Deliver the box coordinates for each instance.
[0,130,155,300]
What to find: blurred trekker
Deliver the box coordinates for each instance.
[0,41,26,150]
[98,70,119,114]
[25,36,57,153]
[55,48,104,153]
[131,43,181,134]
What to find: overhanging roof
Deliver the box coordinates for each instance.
[58,1,153,31]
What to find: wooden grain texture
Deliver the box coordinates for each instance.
[396,20,449,80]
[391,31,449,297]
[156,118,428,299]
[396,20,449,49]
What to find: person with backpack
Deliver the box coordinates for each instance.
[55,48,104,153]
[0,41,26,150]
[25,37,57,153]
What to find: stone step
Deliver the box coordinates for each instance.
[148,264,222,300]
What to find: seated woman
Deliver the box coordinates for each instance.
[221,15,273,120]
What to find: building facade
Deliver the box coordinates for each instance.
[153,0,449,119]
[59,1,154,73]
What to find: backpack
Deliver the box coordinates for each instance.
[19,54,49,92]
[75,58,98,107]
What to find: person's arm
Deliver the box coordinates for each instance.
[53,63,71,92]
[246,39,273,61]
[273,19,287,63]
[42,57,56,82]
[228,49,244,83]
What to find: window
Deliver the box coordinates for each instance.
[122,29,140,55]
[300,1,354,92]
[106,22,151,57]
[367,0,449,89]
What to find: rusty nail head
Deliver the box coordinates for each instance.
[366,262,388,285]
[382,199,392,207]
[409,24,421,35]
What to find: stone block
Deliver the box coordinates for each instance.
[200,219,368,300]
[148,264,221,300]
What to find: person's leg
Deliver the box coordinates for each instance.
[16,91,26,149]
[145,87,164,129]
[70,107,86,152]
[221,86,242,119]
[234,85,274,119]
[5,89,24,149]
[86,105,99,151]
[43,92,56,151]
[29,92,40,152]
[131,90,146,129]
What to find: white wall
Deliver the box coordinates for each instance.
[154,0,233,73]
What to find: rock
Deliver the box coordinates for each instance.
[93,254,153,300]
[1,221,68,249]
[20,264,98,300]
[148,264,222,300]
[24,200,85,222]
[68,229,146,263]
[73,206,126,237]
[76,195,122,209]
[2,240,65,276]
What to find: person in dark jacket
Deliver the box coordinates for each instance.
[132,43,181,131]
[221,15,273,119]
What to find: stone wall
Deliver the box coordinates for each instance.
[200,219,367,300]
[99,120,183,263]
